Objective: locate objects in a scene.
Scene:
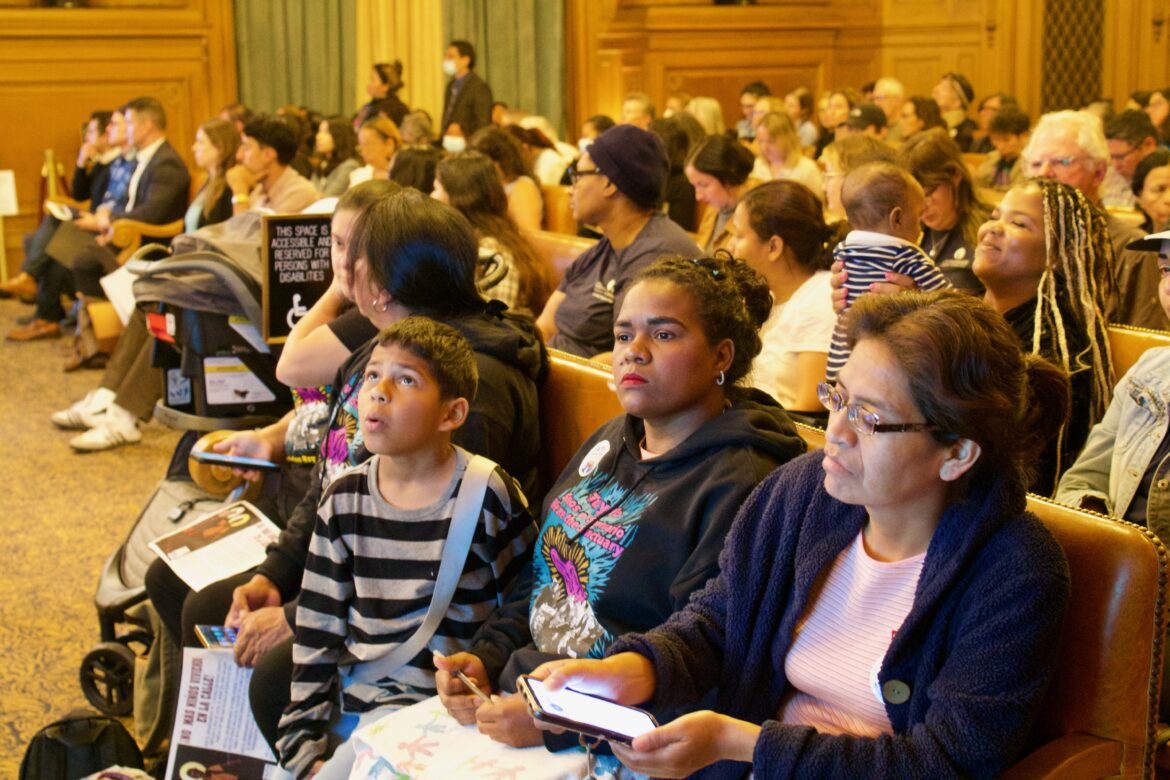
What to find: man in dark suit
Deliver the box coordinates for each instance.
[68,96,191,301]
[440,40,493,148]
[8,97,190,343]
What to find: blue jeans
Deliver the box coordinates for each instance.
[313,707,395,780]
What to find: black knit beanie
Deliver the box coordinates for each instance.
[586,124,669,209]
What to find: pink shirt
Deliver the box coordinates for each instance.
[778,531,925,737]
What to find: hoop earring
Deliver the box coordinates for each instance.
[372,298,388,313]
[716,370,725,386]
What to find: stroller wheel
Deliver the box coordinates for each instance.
[80,641,136,716]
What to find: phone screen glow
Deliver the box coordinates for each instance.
[527,678,655,740]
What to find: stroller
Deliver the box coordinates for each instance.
[79,212,287,715]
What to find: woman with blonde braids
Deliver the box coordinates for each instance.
[973,178,1114,493]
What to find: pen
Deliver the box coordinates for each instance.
[456,670,491,702]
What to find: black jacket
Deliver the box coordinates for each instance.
[72,160,112,207]
[441,71,493,138]
[468,390,806,687]
[114,139,191,225]
[256,308,546,605]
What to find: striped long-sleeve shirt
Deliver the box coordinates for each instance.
[276,446,536,778]
[826,232,951,382]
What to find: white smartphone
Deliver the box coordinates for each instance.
[517,675,657,746]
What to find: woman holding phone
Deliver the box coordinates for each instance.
[529,291,1071,778]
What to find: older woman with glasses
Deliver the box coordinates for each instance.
[528,290,1071,779]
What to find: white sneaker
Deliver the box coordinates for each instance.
[69,407,141,451]
[51,388,115,430]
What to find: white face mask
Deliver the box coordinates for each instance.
[442,135,466,153]
[442,59,458,77]
[578,138,593,154]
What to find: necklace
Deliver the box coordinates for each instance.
[926,228,951,260]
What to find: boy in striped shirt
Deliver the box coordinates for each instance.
[276,317,536,779]
[826,162,949,381]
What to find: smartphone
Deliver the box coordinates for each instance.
[194,624,239,649]
[191,450,281,472]
[517,675,657,746]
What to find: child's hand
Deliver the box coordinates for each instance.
[476,694,543,747]
[433,651,491,724]
[829,260,848,313]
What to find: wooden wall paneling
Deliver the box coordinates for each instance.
[996,0,1042,117]
[1104,0,1170,112]
[565,0,880,140]
[0,0,237,277]
[880,0,987,97]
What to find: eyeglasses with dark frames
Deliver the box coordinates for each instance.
[568,165,605,185]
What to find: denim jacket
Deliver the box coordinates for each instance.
[1056,347,1170,545]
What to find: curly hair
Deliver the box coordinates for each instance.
[630,253,772,386]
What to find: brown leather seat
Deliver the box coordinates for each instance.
[524,229,596,287]
[541,184,576,235]
[1108,323,1170,381]
[537,348,622,490]
[794,422,1169,778]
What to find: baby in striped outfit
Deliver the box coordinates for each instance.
[826,162,950,382]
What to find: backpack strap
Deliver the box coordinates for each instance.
[370,454,496,674]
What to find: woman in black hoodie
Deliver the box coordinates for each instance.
[435,254,805,758]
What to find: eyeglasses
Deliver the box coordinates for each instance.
[568,165,605,185]
[817,382,941,436]
[1025,156,1089,174]
[1110,145,1139,162]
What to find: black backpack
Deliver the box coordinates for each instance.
[20,709,144,780]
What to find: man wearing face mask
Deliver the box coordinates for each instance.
[440,39,493,151]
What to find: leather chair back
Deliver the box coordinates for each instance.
[538,349,622,490]
[525,230,596,288]
[1108,324,1170,381]
[1016,497,1167,778]
[541,184,576,235]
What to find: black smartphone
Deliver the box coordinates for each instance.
[516,675,657,746]
[191,450,281,472]
[194,624,239,649]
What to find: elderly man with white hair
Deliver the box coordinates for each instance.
[1024,109,1164,329]
[871,77,906,141]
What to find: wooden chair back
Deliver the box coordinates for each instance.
[541,184,576,235]
[525,229,596,287]
[538,349,622,489]
[1107,324,1170,380]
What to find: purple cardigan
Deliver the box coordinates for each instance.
[609,452,1070,779]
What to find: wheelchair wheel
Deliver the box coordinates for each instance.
[80,641,136,716]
